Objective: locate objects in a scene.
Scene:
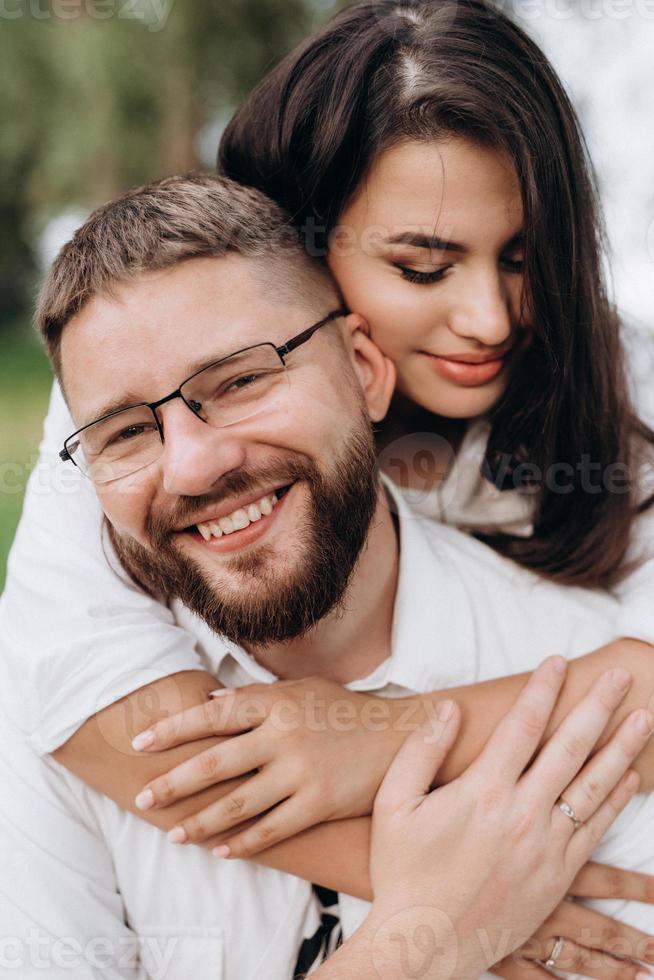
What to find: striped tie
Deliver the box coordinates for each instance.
[293,884,343,977]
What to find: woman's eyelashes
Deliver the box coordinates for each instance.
[395,256,524,285]
[395,264,450,284]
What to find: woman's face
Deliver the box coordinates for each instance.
[327,137,531,419]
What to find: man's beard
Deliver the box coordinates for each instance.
[109,422,380,647]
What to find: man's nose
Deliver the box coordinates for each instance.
[448,269,513,349]
[158,400,247,497]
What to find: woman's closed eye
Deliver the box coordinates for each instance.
[394,255,524,285]
[394,264,452,285]
[501,255,524,273]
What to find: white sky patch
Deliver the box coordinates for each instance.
[514,8,654,330]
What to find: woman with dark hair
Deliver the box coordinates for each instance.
[219,0,653,588]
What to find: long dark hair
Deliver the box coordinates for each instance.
[219,0,654,588]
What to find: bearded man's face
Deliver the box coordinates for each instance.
[61,256,391,647]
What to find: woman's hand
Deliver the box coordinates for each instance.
[495,862,654,980]
[131,676,409,850]
[365,657,653,980]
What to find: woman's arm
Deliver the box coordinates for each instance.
[118,636,654,864]
[54,636,654,883]
[426,638,654,788]
[53,669,373,896]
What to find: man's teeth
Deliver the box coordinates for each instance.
[196,492,279,540]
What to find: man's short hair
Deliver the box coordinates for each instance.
[36,172,339,378]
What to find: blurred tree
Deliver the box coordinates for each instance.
[0,0,340,331]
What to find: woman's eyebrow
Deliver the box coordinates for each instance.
[384,230,525,253]
[503,232,524,251]
[384,231,466,253]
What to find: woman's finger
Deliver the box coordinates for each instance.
[567,769,641,867]
[493,954,552,980]
[374,701,460,815]
[550,708,653,836]
[135,729,269,809]
[167,770,293,845]
[537,938,647,980]
[570,861,654,905]
[525,668,633,806]
[132,689,269,751]
[470,657,568,785]
[525,901,654,967]
[214,797,316,859]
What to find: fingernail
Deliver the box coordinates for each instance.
[212,845,230,858]
[132,730,155,751]
[636,710,654,736]
[167,826,187,844]
[550,656,567,675]
[635,971,652,979]
[437,700,455,721]
[134,789,155,811]
[209,689,232,698]
[610,668,632,691]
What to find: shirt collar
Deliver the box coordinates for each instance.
[183,477,477,694]
[356,477,477,693]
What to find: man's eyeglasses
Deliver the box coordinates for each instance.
[60,308,347,485]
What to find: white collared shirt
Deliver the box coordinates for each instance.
[2,462,654,978]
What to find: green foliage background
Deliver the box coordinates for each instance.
[0,0,343,589]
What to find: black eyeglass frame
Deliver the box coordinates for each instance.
[60,307,348,470]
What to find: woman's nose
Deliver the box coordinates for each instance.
[448,270,513,349]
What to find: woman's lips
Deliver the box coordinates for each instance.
[421,352,507,386]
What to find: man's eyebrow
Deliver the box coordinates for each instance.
[84,392,149,425]
[83,349,236,425]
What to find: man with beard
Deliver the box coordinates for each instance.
[2,173,654,979]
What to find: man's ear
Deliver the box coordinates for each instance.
[343,314,396,423]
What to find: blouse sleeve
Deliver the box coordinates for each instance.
[0,381,206,757]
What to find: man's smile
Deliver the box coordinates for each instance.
[174,482,296,555]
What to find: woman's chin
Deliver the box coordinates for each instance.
[399,375,508,421]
